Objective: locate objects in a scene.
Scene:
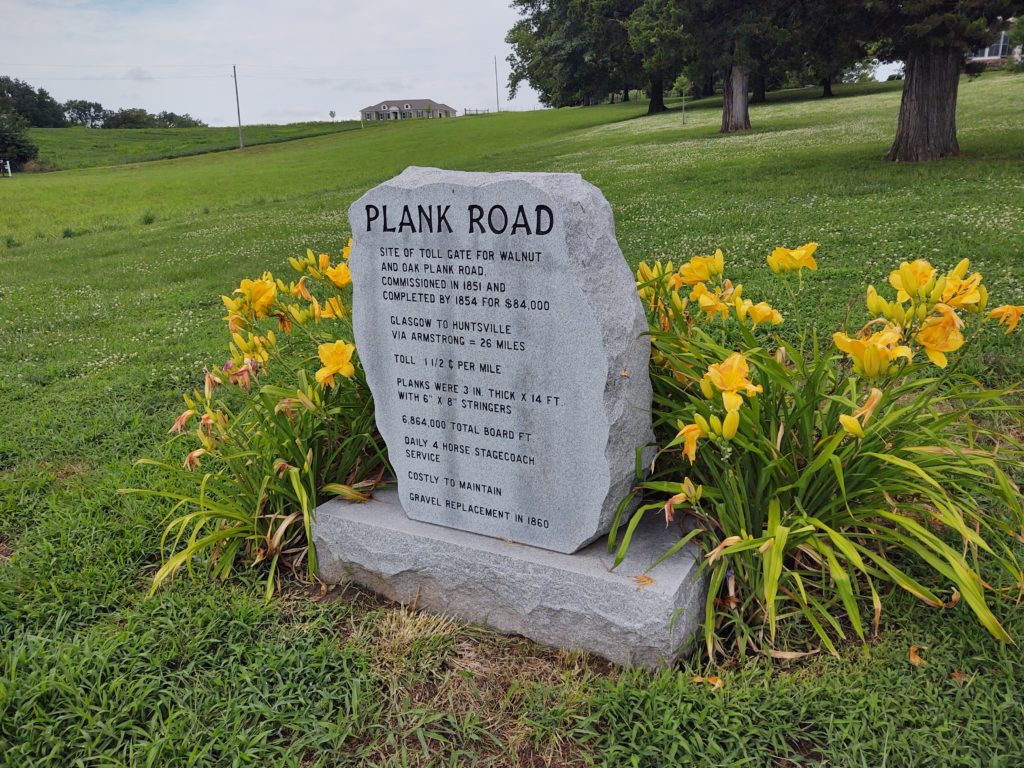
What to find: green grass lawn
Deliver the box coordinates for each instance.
[27,120,370,170]
[2,74,1023,766]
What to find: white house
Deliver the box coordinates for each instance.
[360,99,457,121]
[968,27,1022,65]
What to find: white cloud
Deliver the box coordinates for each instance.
[3,0,541,124]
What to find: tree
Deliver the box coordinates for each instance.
[329,110,336,120]
[679,0,788,132]
[63,99,108,127]
[103,108,158,129]
[0,108,38,168]
[0,77,66,127]
[584,0,644,102]
[507,0,623,106]
[793,0,874,98]
[876,0,1022,162]
[626,0,688,114]
[154,111,206,128]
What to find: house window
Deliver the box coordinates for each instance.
[364,113,371,120]
[417,110,424,117]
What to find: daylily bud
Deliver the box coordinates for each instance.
[929,276,947,305]
[722,410,739,440]
[921,276,936,299]
[709,415,723,435]
[700,378,715,399]
[889,302,906,324]
[866,286,882,315]
[694,413,711,433]
[916,303,928,322]
[951,258,970,280]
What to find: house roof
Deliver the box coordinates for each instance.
[360,99,456,113]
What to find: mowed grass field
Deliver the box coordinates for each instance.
[28,120,368,170]
[1,74,1023,766]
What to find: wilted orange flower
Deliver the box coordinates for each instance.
[169,409,195,434]
[988,305,1024,333]
[183,448,205,470]
[677,422,705,463]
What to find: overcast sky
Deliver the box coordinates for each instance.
[4,0,541,125]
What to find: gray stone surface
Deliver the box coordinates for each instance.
[349,167,653,553]
[314,490,705,669]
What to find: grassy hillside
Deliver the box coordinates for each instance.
[2,74,1024,766]
[28,120,367,170]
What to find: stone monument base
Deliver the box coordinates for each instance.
[313,490,705,669]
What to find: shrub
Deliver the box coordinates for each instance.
[126,242,389,597]
[616,246,1024,658]
[0,109,38,169]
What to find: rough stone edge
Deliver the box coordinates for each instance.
[313,490,705,669]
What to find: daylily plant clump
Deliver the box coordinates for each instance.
[620,245,1024,658]
[133,241,388,597]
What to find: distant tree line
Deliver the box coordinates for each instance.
[1,76,207,129]
[506,0,1022,161]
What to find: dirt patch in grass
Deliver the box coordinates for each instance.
[326,589,611,766]
[0,537,12,562]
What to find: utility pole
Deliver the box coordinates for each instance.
[233,65,244,149]
[494,56,500,113]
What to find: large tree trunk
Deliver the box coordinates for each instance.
[702,74,715,97]
[647,76,667,114]
[821,78,834,98]
[622,86,630,103]
[885,47,961,162]
[751,72,767,104]
[721,64,751,133]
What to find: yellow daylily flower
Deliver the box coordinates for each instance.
[324,262,352,290]
[833,325,912,378]
[233,273,277,318]
[735,298,783,326]
[988,304,1024,333]
[677,250,725,285]
[690,282,731,321]
[915,303,964,368]
[703,352,763,413]
[941,271,984,310]
[321,296,347,319]
[316,340,356,388]
[888,259,935,303]
[343,238,352,261]
[767,242,819,274]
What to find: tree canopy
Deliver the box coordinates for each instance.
[505,0,1022,154]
